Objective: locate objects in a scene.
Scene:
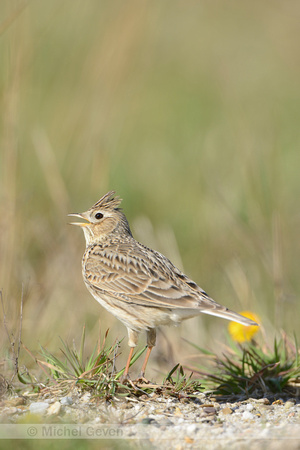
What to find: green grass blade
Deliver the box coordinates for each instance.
[79,324,86,364]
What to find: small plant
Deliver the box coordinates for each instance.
[186,332,300,397]
[21,327,205,400]
[25,326,147,398]
[162,364,203,398]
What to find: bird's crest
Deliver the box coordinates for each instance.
[90,191,122,211]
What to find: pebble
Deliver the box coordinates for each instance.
[258,404,274,410]
[60,396,73,406]
[141,417,157,425]
[284,401,295,410]
[184,436,194,444]
[4,397,26,407]
[29,402,49,414]
[186,424,198,434]
[47,401,61,415]
[80,392,91,403]
[221,407,233,415]
[4,407,18,416]
[2,390,299,448]
[242,411,254,420]
[255,398,270,405]
[160,418,173,426]
[202,407,217,415]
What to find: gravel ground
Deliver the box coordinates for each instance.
[0,389,299,449]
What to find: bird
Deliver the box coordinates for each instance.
[69,190,258,380]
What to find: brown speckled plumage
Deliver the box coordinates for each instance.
[69,191,258,378]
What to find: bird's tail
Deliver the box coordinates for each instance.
[200,306,258,326]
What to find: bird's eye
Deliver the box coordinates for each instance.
[95,212,103,220]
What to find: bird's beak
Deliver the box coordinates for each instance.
[68,213,91,227]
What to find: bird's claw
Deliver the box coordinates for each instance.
[133,373,150,384]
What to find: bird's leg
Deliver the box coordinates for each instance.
[122,347,134,381]
[139,347,153,380]
[137,328,156,382]
[120,329,139,382]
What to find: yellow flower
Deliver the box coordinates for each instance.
[228,311,260,343]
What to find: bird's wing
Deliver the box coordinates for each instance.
[83,242,207,308]
[83,243,258,326]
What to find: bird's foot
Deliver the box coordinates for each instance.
[133,373,151,385]
[119,373,131,384]
[119,374,142,390]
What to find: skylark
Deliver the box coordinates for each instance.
[69,191,258,379]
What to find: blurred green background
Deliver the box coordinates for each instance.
[1,0,299,380]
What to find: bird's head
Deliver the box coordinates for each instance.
[69,191,132,246]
